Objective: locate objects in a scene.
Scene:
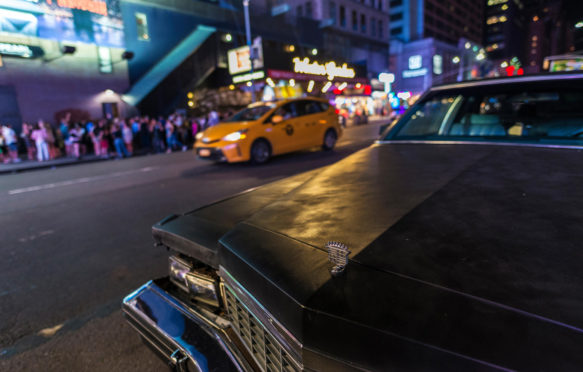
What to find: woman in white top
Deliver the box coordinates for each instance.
[31,122,49,161]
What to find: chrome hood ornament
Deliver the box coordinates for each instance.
[326,241,350,276]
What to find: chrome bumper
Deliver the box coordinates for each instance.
[122,278,252,372]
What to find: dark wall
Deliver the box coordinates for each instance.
[121,3,203,83]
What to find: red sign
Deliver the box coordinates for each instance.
[50,0,108,16]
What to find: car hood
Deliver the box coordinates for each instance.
[200,122,253,141]
[215,143,583,370]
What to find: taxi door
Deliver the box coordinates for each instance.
[262,102,302,155]
[294,100,329,148]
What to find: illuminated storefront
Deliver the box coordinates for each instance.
[0,0,129,126]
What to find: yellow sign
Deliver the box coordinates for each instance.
[292,57,355,80]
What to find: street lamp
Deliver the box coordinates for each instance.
[243,0,255,102]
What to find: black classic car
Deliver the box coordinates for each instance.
[123,73,583,371]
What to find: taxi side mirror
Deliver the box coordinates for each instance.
[271,115,283,124]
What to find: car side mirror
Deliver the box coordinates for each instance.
[271,115,283,124]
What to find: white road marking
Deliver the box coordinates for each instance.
[8,167,156,195]
[37,323,64,338]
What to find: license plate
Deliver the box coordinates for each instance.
[199,149,211,157]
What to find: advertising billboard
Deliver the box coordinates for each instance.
[227,44,264,75]
[0,0,124,48]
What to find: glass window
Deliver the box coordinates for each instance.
[395,96,457,137]
[340,6,346,27]
[352,11,358,31]
[389,0,402,6]
[361,14,366,33]
[224,104,276,122]
[390,26,402,36]
[329,1,336,23]
[302,100,324,115]
[379,20,384,38]
[297,5,303,16]
[378,0,383,10]
[371,17,376,36]
[306,1,313,18]
[135,12,149,41]
[388,90,583,145]
[272,102,299,120]
[97,47,113,74]
[390,12,403,21]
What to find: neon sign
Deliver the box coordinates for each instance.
[0,43,35,58]
[232,70,265,83]
[292,57,355,80]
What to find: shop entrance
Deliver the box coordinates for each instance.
[102,102,119,119]
[0,85,23,131]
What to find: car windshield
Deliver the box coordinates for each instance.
[385,87,583,146]
[223,104,276,122]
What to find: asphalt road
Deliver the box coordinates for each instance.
[0,123,383,371]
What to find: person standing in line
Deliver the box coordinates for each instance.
[2,124,20,163]
[151,119,165,153]
[90,120,103,156]
[31,122,49,161]
[112,122,129,158]
[20,123,35,161]
[0,129,6,163]
[122,120,133,155]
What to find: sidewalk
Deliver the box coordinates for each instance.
[0,155,108,175]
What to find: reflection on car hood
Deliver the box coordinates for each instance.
[201,122,252,140]
[215,143,583,370]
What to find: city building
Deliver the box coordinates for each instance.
[483,0,527,66]
[387,0,486,97]
[388,0,484,45]
[120,0,378,117]
[0,0,131,128]
[524,0,573,73]
[281,0,391,77]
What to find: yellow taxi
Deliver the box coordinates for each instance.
[194,97,342,164]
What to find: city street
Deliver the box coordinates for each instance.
[0,123,382,372]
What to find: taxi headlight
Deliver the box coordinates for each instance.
[195,132,204,140]
[168,256,219,306]
[222,129,247,142]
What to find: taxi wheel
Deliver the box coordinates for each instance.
[322,129,337,151]
[250,140,271,164]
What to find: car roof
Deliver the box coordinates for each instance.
[431,72,583,92]
[276,97,329,105]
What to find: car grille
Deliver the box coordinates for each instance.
[223,285,301,372]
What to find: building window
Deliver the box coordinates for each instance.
[306,1,312,18]
[340,6,346,27]
[390,26,401,36]
[390,12,403,21]
[135,12,149,41]
[361,14,366,33]
[371,18,376,36]
[379,20,384,38]
[98,47,113,74]
[389,0,402,7]
[329,1,336,23]
[297,5,303,16]
[352,10,358,31]
[378,0,383,10]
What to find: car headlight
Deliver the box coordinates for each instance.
[195,132,204,140]
[169,256,219,306]
[222,129,247,142]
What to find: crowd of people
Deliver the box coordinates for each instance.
[0,110,224,164]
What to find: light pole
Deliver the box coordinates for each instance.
[243,0,256,102]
